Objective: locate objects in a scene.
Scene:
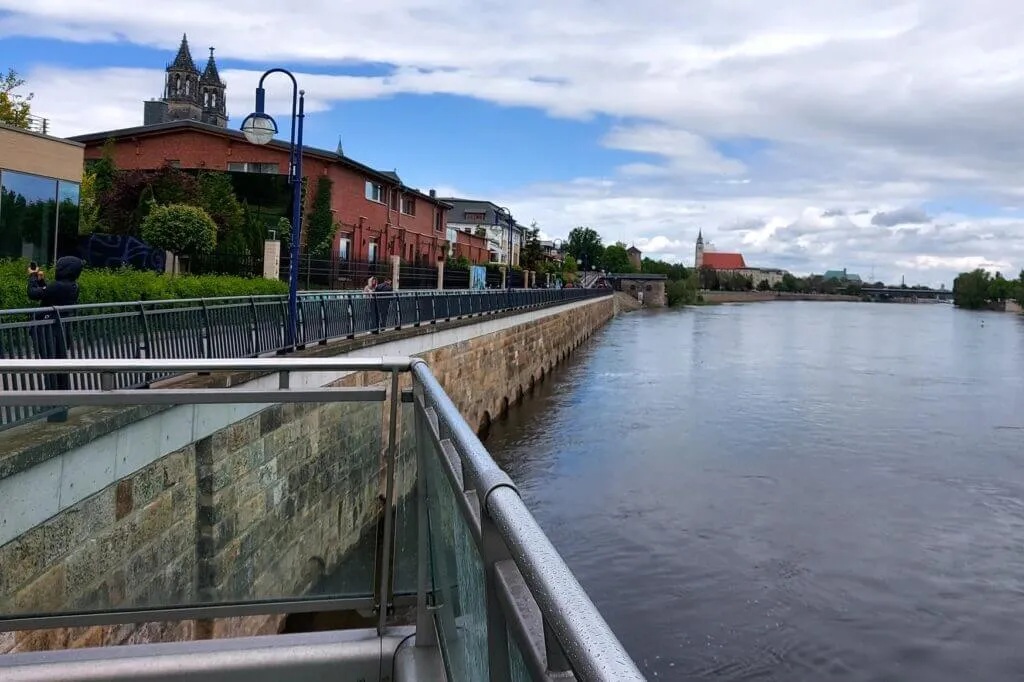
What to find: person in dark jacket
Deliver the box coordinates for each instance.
[27,256,83,421]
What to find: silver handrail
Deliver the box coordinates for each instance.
[410,360,645,681]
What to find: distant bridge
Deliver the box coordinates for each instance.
[860,287,953,301]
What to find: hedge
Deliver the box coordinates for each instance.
[0,259,288,311]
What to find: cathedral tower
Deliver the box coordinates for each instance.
[695,229,704,268]
[143,34,228,128]
[164,34,202,122]
[200,47,228,127]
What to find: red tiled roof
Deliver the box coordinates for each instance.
[701,252,746,269]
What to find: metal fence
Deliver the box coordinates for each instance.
[0,288,609,430]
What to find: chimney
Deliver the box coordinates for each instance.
[429,189,436,198]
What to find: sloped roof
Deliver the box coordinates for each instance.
[702,252,746,269]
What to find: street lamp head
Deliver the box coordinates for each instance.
[241,111,278,145]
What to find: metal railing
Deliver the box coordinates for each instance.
[0,358,643,681]
[0,288,609,431]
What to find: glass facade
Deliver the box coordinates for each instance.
[0,169,80,264]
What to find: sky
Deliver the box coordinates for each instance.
[3,1,1024,287]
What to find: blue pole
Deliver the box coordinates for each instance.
[287,91,305,349]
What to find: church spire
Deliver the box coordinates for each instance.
[697,228,703,243]
[201,47,223,85]
[170,33,197,72]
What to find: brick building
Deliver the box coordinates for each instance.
[70,121,489,265]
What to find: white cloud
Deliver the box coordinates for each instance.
[7,0,1024,285]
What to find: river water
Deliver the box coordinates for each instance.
[484,301,1024,682]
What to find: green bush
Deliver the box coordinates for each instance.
[141,203,217,255]
[0,259,287,310]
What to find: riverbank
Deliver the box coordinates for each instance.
[701,290,862,304]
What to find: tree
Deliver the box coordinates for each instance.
[92,139,118,202]
[566,226,603,271]
[141,203,217,255]
[78,169,101,234]
[698,265,720,290]
[756,278,771,291]
[641,257,689,281]
[666,270,699,306]
[474,226,487,238]
[602,243,635,273]
[305,175,335,258]
[197,171,246,249]
[103,166,200,235]
[0,68,33,128]
[520,224,544,270]
[952,269,992,309]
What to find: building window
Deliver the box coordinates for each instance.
[0,169,59,264]
[465,211,486,221]
[368,239,379,263]
[338,234,352,261]
[365,181,385,203]
[434,210,443,232]
[401,196,416,216]
[389,189,399,211]
[55,180,81,260]
[227,162,278,174]
[447,227,457,243]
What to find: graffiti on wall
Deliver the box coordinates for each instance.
[77,234,165,272]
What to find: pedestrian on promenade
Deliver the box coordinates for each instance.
[27,256,83,421]
[363,277,377,293]
[373,278,394,330]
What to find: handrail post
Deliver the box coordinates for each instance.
[248,296,259,355]
[413,384,437,647]
[376,369,401,635]
[137,302,153,386]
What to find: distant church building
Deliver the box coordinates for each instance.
[694,229,787,289]
[143,34,227,128]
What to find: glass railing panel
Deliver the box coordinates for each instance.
[0,391,385,635]
[421,429,489,680]
[507,624,534,682]
[390,394,419,598]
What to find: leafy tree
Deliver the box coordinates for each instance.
[141,203,217,255]
[474,226,487,238]
[197,171,246,249]
[92,139,117,202]
[952,269,992,309]
[698,265,720,290]
[987,271,1011,302]
[520,224,544,270]
[666,271,699,306]
[566,226,603,271]
[641,257,689,281]
[305,175,335,258]
[561,254,578,274]
[77,170,102,234]
[602,243,635,273]
[102,166,200,235]
[0,68,33,128]
[756,278,771,291]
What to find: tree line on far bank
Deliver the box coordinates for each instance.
[952,269,1024,310]
[559,226,879,307]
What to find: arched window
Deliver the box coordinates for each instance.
[185,78,190,95]
[174,74,181,95]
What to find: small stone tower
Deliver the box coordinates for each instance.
[200,47,228,127]
[695,229,705,268]
[164,34,203,123]
[627,245,642,270]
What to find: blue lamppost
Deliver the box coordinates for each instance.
[241,69,305,350]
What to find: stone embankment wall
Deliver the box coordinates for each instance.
[0,295,614,654]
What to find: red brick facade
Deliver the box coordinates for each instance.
[75,122,489,265]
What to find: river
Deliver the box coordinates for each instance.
[483,301,1024,682]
